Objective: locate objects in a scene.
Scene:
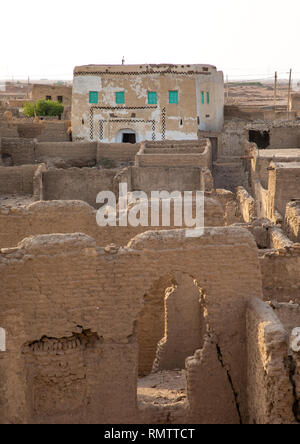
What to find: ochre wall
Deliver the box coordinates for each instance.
[0,227,262,424]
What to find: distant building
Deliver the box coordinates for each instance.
[30,84,72,106]
[72,64,224,143]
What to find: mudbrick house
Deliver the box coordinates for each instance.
[71,64,224,143]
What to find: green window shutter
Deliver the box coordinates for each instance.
[116,91,125,104]
[89,91,98,104]
[207,91,210,104]
[148,92,157,104]
[169,91,178,104]
[201,91,205,105]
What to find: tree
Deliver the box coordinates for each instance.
[23,99,64,118]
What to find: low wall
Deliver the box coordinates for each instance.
[0,227,262,423]
[246,298,294,424]
[97,143,140,162]
[0,198,225,249]
[284,201,300,243]
[35,142,97,166]
[236,187,256,223]
[42,168,116,208]
[131,166,201,192]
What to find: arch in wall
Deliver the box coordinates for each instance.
[116,128,138,144]
[137,272,204,376]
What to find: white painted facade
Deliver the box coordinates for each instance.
[72,64,224,143]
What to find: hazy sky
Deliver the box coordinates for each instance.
[1,0,299,81]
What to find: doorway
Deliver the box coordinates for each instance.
[122,133,136,144]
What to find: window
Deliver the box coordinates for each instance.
[201,91,205,105]
[169,91,178,104]
[148,91,157,104]
[46,95,52,101]
[89,91,98,104]
[57,96,63,103]
[116,91,125,104]
[207,92,210,105]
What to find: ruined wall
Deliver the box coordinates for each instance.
[270,127,300,149]
[246,298,294,424]
[269,162,300,219]
[0,165,38,195]
[30,84,72,106]
[97,143,140,162]
[259,248,300,304]
[1,138,35,165]
[35,142,97,167]
[42,168,116,207]
[236,187,256,223]
[131,166,201,192]
[152,273,203,372]
[72,64,223,143]
[284,200,300,243]
[135,140,212,170]
[219,120,247,158]
[0,227,262,424]
[17,122,68,142]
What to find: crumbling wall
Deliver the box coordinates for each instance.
[236,187,256,223]
[42,168,116,207]
[97,143,140,162]
[1,138,35,165]
[35,142,97,167]
[269,162,300,219]
[0,198,225,249]
[0,165,38,195]
[0,227,262,424]
[270,127,300,149]
[259,248,300,303]
[284,201,300,243]
[152,273,203,372]
[246,298,294,424]
[131,166,201,192]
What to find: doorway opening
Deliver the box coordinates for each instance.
[122,133,136,144]
[248,130,270,149]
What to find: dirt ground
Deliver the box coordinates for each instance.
[0,194,34,209]
[137,370,187,406]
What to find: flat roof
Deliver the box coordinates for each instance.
[74,64,218,75]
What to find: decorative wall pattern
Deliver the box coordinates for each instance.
[89,106,159,141]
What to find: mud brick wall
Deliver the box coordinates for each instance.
[131,166,201,192]
[1,137,35,165]
[284,201,300,243]
[0,165,37,195]
[259,248,300,304]
[42,168,116,207]
[97,143,140,162]
[0,198,224,249]
[0,228,262,424]
[246,298,294,424]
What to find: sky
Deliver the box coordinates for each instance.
[1,0,300,81]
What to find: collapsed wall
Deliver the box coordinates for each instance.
[0,198,225,249]
[0,227,262,424]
